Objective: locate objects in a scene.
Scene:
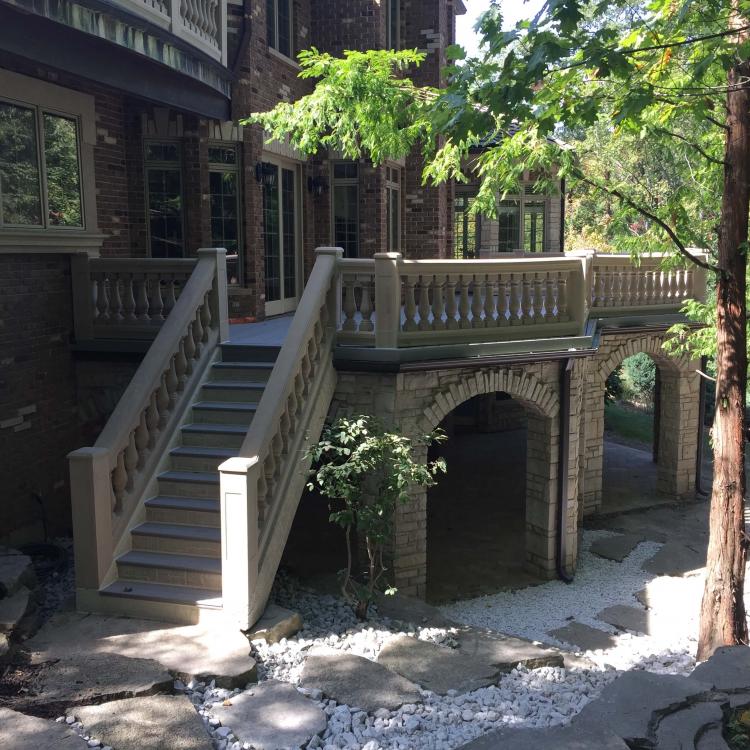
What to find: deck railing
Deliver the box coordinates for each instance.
[336,250,708,348]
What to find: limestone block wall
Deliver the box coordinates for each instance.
[331,360,582,597]
[580,331,700,515]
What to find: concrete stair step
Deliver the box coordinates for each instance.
[144,495,220,525]
[201,381,266,402]
[180,423,247,448]
[220,343,281,362]
[100,580,222,608]
[131,521,221,556]
[192,401,257,425]
[169,446,236,472]
[117,550,221,590]
[211,361,274,383]
[157,470,220,499]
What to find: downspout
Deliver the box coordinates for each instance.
[695,355,708,496]
[559,178,566,254]
[557,357,574,583]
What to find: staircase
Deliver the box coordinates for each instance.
[98,343,280,623]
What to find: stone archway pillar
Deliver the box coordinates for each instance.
[581,378,607,515]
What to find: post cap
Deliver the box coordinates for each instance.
[315,247,344,258]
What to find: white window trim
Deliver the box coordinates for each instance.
[0,69,101,254]
[267,0,294,61]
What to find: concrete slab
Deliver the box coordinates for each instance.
[73,695,212,750]
[696,725,732,750]
[210,680,327,750]
[0,707,87,749]
[301,651,422,712]
[377,635,499,695]
[456,722,629,749]
[596,604,651,635]
[589,534,643,562]
[0,585,32,632]
[246,604,302,644]
[548,621,617,652]
[642,542,705,577]
[373,591,455,627]
[0,546,34,596]
[28,653,172,708]
[452,627,564,671]
[26,611,256,688]
[573,671,714,745]
[690,645,750,692]
[655,701,726,750]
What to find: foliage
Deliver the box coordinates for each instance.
[725,707,750,750]
[605,367,624,403]
[306,415,446,619]
[604,401,654,446]
[622,353,656,404]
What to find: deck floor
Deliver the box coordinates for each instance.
[229,315,293,347]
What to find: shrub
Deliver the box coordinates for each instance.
[622,353,656,404]
[306,415,446,619]
[605,367,624,403]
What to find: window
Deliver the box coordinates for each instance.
[145,141,184,258]
[386,166,401,251]
[453,193,480,259]
[0,100,83,228]
[523,198,546,252]
[497,199,521,251]
[332,162,358,258]
[267,0,292,58]
[386,0,400,50]
[209,145,242,284]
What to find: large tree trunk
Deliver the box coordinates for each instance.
[697,40,750,659]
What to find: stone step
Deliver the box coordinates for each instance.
[180,423,247,448]
[144,495,220,526]
[201,381,267,402]
[169,446,236,473]
[117,550,222,591]
[100,580,222,609]
[219,343,281,362]
[192,401,257,425]
[131,522,221,557]
[210,361,275,383]
[157,470,220,499]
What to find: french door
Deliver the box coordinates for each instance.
[262,159,301,316]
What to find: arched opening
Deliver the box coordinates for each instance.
[426,392,553,603]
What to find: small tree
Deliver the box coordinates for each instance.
[307,415,446,619]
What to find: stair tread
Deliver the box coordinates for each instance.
[101,580,222,608]
[193,401,259,411]
[213,361,275,370]
[170,446,236,459]
[181,423,248,434]
[145,495,220,512]
[158,470,219,484]
[118,550,221,573]
[203,381,266,390]
[132,522,221,541]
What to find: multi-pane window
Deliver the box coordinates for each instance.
[497,199,521,251]
[386,0,400,50]
[0,100,83,228]
[386,166,401,251]
[523,198,545,252]
[332,162,358,258]
[267,0,292,58]
[453,193,480,259]
[208,145,241,285]
[145,142,184,258]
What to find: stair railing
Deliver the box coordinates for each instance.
[69,248,229,598]
[219,248,342,630]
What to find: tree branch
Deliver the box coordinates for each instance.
[622,24,750,55]
[653,127,727,165]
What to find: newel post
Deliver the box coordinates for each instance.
[70,252,94,342]
[219,456,260,630]
[315,247,344,331]
[67,447,114,591]
[567,249,596,335]
[198,247,229,342]
[374,252,402,348]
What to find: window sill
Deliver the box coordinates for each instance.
[0,230,105,256]
[268,46,300,70]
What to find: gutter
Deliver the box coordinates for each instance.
[557,357,575,583]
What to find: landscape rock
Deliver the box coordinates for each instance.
[373,591,455,627]
[28,653,172,707]
[73,695,212,750]
[0,546,35,596]
[456,722,629,749]
[589,534,643,562]
[690,646,750,692]
[642,542,705,577]
[209,680,327,749]
[0,706,87,749]
[378,634,499,694]
[596,604,652,635]
[548,621,617,651]
[655,701,726,750]
[573,670,715,745]
[0,633,9,659]
[453,626,564,671]
[0,585,32,632]
[27,611,256,688]
[301,651,422,712]
[246,604,302,644]
[696,726,732,749]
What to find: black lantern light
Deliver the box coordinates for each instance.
[255,162,277,187]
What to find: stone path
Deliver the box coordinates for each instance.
[589,533,643,563]
[0,707,87,749]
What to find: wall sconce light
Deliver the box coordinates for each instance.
[255,162,277,187]
[307,175,328,196]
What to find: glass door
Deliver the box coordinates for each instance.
[262,160,300,316]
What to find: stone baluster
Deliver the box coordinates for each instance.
[669,270,678,301]
[200,293,212,339]
[621,269,632,306]
[193,307,204,358]
[359,277,374,332]
[122,274,137,321]
[644,270,654,305]
[532,274,544,322]
[521,274,532,324]
[134,412,149,469]
[635,269,646,305]
[95,274,110,321]
[557,272,569,321]
[157,373,171,428]
[605,268,616,307]
[471,275,484,328]
[183,324,196,375]
[135,276,150,321]
[342,276,357,332]
[432,277,446,330]
[546,274,557,321]
[509,274,522,325]
[112,450,127,513]
[175,339,188,390]
[403,277,418,331]
[686,267,695,298]
[164,278,177,317]
[484,275,497,327]
[149,278,165,321]
[458,276,471,329]
[124,432,138,491]
[110,275,124,321]
[445,277,458,330]
[418,276,432,331]
[498,276,510,326]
